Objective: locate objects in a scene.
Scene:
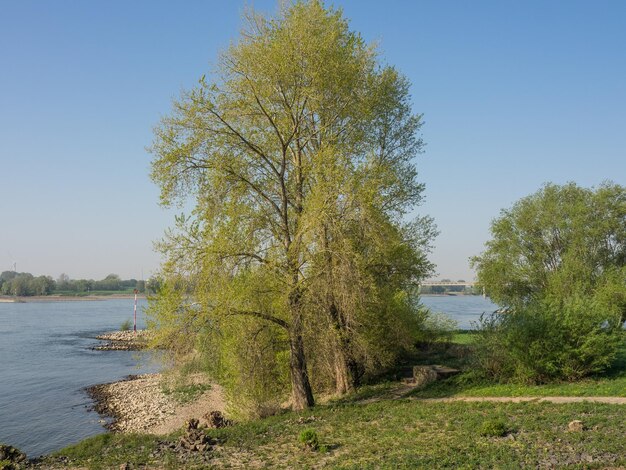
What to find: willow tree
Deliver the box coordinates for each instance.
[150,0,433,411]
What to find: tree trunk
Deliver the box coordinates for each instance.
[328,302,359,394]
[334,343,353,395]
[321,226,359,395]
[288,284,314,410]
[288,328,315,409]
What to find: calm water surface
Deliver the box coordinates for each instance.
[420,295,498,329]
[0,298,159,457]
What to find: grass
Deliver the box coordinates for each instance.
[412,373,626,398]
[451,330,479,345]
[44,398,626,468]
[119,319,133,331]
[159,368,213,405]
[35,331,626,468]
[161,382,212,404]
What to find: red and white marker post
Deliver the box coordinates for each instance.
[133,289,138,333]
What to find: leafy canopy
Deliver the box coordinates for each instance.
[148,0,435,413]
[472,182,626,382]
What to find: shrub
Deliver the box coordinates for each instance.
[474,291,624,383]
[298,429,319,450]
[479,418,509,437]
[120,319,132,331]
[418,310,459,345]
[0,460,14,470]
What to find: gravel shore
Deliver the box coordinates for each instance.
[88,373,226,434]
[93,329,151,350]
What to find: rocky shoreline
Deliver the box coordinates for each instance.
[87,373,226,435]
[87,330,227,435]
[92,329,151,351]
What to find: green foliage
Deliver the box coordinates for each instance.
[410,334,626,398]
[475,293,624,383]
[120,319,132,331]
[418,310,458,345]
[479,418,510,437]
[298,428,319,450]
[472,183,626,383]
[0,271,54,296]
[0,270,150,297]
[147,0,435,414]
[472,182,626,313]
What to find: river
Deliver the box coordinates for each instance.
[420,295,498,329]
[0,298,159,457]
[0,295,496,457]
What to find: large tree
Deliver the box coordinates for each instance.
[149,0,434,411]
[472,182,626,382]
[472,182,626,317]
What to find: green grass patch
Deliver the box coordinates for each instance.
[161,382,212,405]
[47,399,626,468]
[46,433,169,469]
[479,418,511,437]
[451,330,478,345]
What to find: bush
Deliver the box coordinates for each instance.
[479,418,509,437]
[298,429,319,450]
[120,319,132,331]
[474,292,624,383]
[418,310,458,345]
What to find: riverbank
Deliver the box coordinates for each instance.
[11,329,626,468]
[87,373,226,434]
[29,390,626,469]
[93,330,151,351]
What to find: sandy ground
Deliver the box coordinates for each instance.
[89,373,226,435]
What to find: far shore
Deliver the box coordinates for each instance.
[0,293,477,303]
[420,293,481,297]
[0,294,147,303]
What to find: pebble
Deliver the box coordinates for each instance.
[88,374,176,433]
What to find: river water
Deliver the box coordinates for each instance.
[420,295,499,330]
[0,298,159,457]
[0,295,496,457]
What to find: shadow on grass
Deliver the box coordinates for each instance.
[408,336,626,399]
[337,333,626,401]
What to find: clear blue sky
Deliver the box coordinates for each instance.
[1,1,625,281]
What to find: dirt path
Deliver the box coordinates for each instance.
[419,396,626,404]
[359,382,626,405]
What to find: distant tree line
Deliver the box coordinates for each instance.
[0,271,161,296]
